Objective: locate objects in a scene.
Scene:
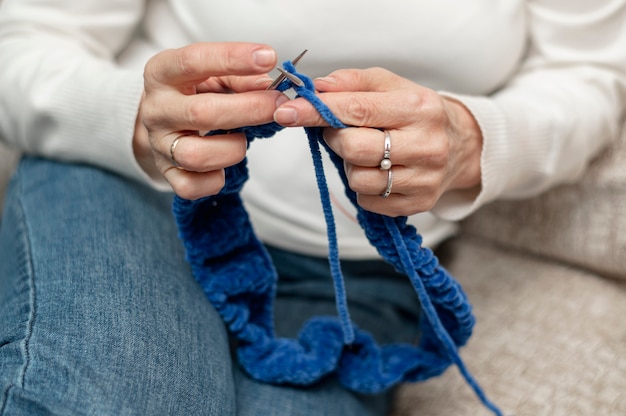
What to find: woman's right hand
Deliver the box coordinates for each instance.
[134,42,288,200]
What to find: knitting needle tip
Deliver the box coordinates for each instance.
[275,67,305,87]
[266,49,308,90]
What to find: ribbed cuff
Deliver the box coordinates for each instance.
[431,92,509,221]
[50,65,171,191]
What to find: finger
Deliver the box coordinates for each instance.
[343,164,405,196]
[195,74,275,94]
[160,132,248,173]
[345,164,443,197]
[324,127,417,168]
[275,67,441,129]
[144,89,289,132]
[356,193,433,217]
[162,167,228,201]
[314,67,405,93]
[350,168,443,217]
[145,42,277,89]
[274,89,429,128]
[344,164,394,195]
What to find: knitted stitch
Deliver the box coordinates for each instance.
[172,61,503,415]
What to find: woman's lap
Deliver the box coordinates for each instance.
[0,158,420,415]
[0,158,236,415]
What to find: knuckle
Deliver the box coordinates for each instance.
[367,67,392,79]
[187,95,229,128]
[177,46,200,78]
[366,67,383,74]
[233,136,248,161]
[241,96,269,123]
[403,89,446,125]
[203,134,247,170]
[341,138,370,165]
[174,171,225,200]
[186,96,206,126]
[413,170,441,193]
[173,179,199,200]
[177,146,200,169]
[139,105,158,129]
[221,47,240,74]
[206,171,227,195]
[346,166,372,193]
[422,90,447,119]
[397,172,441,212]
[345,95,375,126]
[427,138,450,167]
[404,90,424,113]
[143,54,163,87]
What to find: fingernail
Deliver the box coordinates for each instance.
[275,94,290,107]
[253,48,276,67]
[255,76,274,86]
[274,107,298,125]
[315,76,336,84]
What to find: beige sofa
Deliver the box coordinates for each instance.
[1,123,625,415]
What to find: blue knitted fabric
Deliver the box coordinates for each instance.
[172,61,503,415]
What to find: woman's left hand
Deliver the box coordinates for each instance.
[273,68,483,217]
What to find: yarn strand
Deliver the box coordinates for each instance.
[382,216,503,416]
[306,133,355,345]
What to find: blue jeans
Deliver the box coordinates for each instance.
[0,158,421,415]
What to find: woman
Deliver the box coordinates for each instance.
[0,1,624,415]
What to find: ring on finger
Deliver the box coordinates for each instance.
[380,168,393,198]
[379,130,392,170]
[170,134,187,170]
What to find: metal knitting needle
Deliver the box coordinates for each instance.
[266,49,308,90]
[274,67,305,87]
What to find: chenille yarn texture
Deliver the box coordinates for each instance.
[172,61,502,415]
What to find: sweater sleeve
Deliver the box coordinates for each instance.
[432,0,626,221]
[0,0,158,186]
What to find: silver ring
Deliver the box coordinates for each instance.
[170,134,186,169]
[380,168,393,198]
[380,130,392,170]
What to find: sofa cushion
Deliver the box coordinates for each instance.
[461,120,626,279]
[391,235,626,416]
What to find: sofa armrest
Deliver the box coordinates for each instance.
[461,119,626,279]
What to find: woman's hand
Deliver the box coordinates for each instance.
[134,42,289,200]
[273,68,483,217]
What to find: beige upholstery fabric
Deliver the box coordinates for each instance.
[461,121,626,279]
[0,142,19,211]
[391,235,626,416]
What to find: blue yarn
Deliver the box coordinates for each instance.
[172,61,503,415]
[306,130,355,344]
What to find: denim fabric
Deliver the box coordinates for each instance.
[0,158,421,416]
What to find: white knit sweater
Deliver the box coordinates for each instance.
[0,0,624,258]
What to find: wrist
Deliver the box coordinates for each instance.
[442,97,483,192]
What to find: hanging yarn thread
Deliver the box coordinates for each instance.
[172,60,503,416]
